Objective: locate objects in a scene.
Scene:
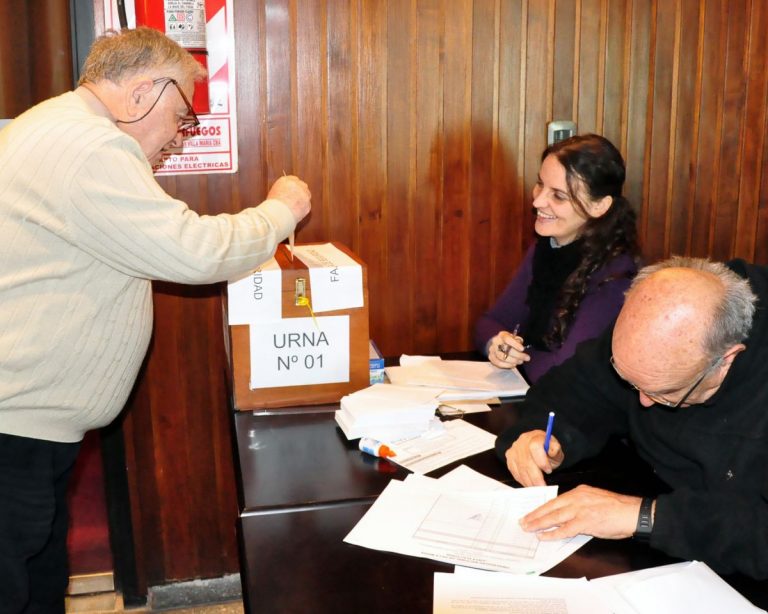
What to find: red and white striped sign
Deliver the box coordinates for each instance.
[101,0,238,175]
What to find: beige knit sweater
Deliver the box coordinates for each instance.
[0,92,296,442]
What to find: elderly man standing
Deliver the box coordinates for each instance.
[497,256,768,579]
[0,27,310,613]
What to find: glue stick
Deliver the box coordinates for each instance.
[359,437,396,459]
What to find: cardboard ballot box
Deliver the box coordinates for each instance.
[225,242,370,411]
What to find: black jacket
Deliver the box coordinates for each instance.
[496,259,768,578]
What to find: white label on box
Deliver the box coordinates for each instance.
[226,259,281,324]
[249,316,350,388]
[293,244,364,313]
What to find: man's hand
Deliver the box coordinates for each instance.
[505,430,564,486]
[267,175,311,223]
[520,485,643,540]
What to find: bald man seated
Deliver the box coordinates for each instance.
[495,256,767,578]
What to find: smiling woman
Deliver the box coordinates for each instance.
[474,134,641,383]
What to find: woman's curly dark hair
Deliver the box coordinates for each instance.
[541,134,640,348]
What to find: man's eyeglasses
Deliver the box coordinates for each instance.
[115,77,199,131]
[610,355,723,408]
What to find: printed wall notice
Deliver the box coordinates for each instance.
[102,0,238,175]
[249,316,350,389]
[163,0,207,48]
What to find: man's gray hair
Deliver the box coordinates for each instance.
[78,27,206,85]
[631,256,757,358]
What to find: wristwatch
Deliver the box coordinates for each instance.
[633,497,654,541]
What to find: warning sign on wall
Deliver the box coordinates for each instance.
[101,0,238,176]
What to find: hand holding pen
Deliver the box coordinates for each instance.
[504,411,563,487]
[489,323,531,370]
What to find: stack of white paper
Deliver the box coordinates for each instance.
[334,384,441,441]
[385,357,529,400]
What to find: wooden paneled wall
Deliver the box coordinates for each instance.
[0,0,73,115]
[6,0,768,594]
[127,0,768,589]
[168,0,768,359]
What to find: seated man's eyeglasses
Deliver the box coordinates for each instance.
[610,355,723,408]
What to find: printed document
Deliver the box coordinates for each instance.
[433,571,611,614]
[431,546,764,613]
[388,420,496,474]
[344,470,590,574]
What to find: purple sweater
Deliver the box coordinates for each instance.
[474,243,637,383]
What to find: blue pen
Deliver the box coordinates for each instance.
[543,411,555,454]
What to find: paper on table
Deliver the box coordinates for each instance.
[434,572,612,614]
[344,477,590,574]
[340,384,441,422]
[293,243,363,313]
[388,420,495,474]
[422,470,592,574]
[439,401,492,415]
[399,354,444,366]
[334,384,441,440]
[430,465,512,491]
[590,561,765,614]
[336,411,443,443]
[356,378,500,405]
[386,360,529,398]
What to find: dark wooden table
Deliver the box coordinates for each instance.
[231,401,768,613]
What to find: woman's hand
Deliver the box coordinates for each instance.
[488,331,530,369]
